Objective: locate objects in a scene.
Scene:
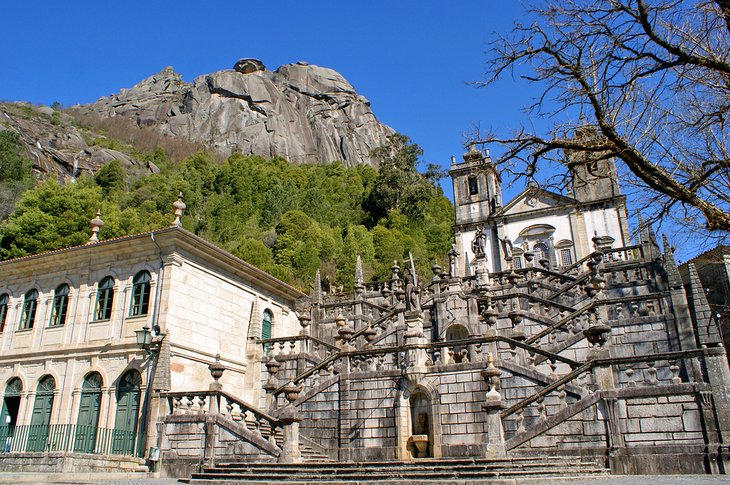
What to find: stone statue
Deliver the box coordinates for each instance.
[499,236,513,258]
[471,227,487,258]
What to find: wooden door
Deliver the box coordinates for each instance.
[112,371,141,455]
[27,376,55,452]
[75,373,102,453]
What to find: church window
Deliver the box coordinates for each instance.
[533,242,550,262]
[513,256,523,269]
[94,277,115,321]
[19,289,38,330]
[560,248,573,266]
[468,176,478,196]
[0,294,8,333]
[130,271,151,317]
[49,284,69,327]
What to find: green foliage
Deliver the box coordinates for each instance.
[0,130,32,182]
[0,136,454,290]
[365,133,438,224]
[95,160,126,195]
[0,130,34,220]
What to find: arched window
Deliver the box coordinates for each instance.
[0,294,8,333]
[94,277,115,321]
[130,271,151,317]
[75,372,102,453]
[533,241,550,262]
[50,284,69,327]
[19,289,38,330]
[261,310,272,340]
[261,310,272,353]
[27,375,55,451]
[1,377,22,429]
[555,240,575,267]
[467,175,479,196]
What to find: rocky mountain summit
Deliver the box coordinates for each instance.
[78,59,394,167]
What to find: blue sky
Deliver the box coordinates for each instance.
[0,1,710,262]
[1,2,531,191]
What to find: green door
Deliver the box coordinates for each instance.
[27,376,55,452]
[112,370,141,455]
[75,373,102,453]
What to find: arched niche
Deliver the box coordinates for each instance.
[395,379,441,460]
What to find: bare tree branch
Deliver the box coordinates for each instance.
[478,0,730,233]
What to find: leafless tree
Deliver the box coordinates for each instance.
[478,0,730,235]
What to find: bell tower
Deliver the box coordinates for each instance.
[449,143,502,276]
[566,125,620,202]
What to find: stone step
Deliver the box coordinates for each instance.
[188,467,607,483]
[188,457,608,483]
[212,456,601,469]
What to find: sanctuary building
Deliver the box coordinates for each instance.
[1,135,729,480]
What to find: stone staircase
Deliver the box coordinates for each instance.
[183,456,609,483]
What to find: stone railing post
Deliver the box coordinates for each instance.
[481,354,506,459]
[278,381,303,464]
[208,354,225,415]
[263,355,281,410]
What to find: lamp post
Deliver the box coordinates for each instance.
[134,324,164,459]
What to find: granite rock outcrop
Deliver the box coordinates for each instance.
[80,59,394,167]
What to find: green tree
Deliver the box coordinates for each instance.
[365,133,436,224]
[95,160,126,195]
[0,130,32,182]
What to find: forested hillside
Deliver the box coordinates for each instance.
[0,131,453,290]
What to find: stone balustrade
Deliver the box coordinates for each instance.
[261,335,338,361]
[164,390,284,450]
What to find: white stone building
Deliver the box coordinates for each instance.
[0,224,303,458]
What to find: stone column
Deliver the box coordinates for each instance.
[702,348,730,451]
[481,354,506,459]
[404,311,427,371]
[278,382,303,464]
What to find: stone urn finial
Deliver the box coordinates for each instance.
[481,353,503,409]
[209,354,225,382]
[87,210,104,244]
[172,192,186,227]
[283,380,302,404]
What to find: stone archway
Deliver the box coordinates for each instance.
[395,378,442,460]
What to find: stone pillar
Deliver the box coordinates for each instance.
[481,354,506,459]
[278,382,303,464]
[202,416,217,469]
[404,311,427,370]
[208,355,225,415]
[702,348,730,450]
[475,254,490,288]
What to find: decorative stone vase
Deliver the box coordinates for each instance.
[584,322,611,346]
[282,381,302,404]
[209,354,225,382]
[481,305,499,327]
